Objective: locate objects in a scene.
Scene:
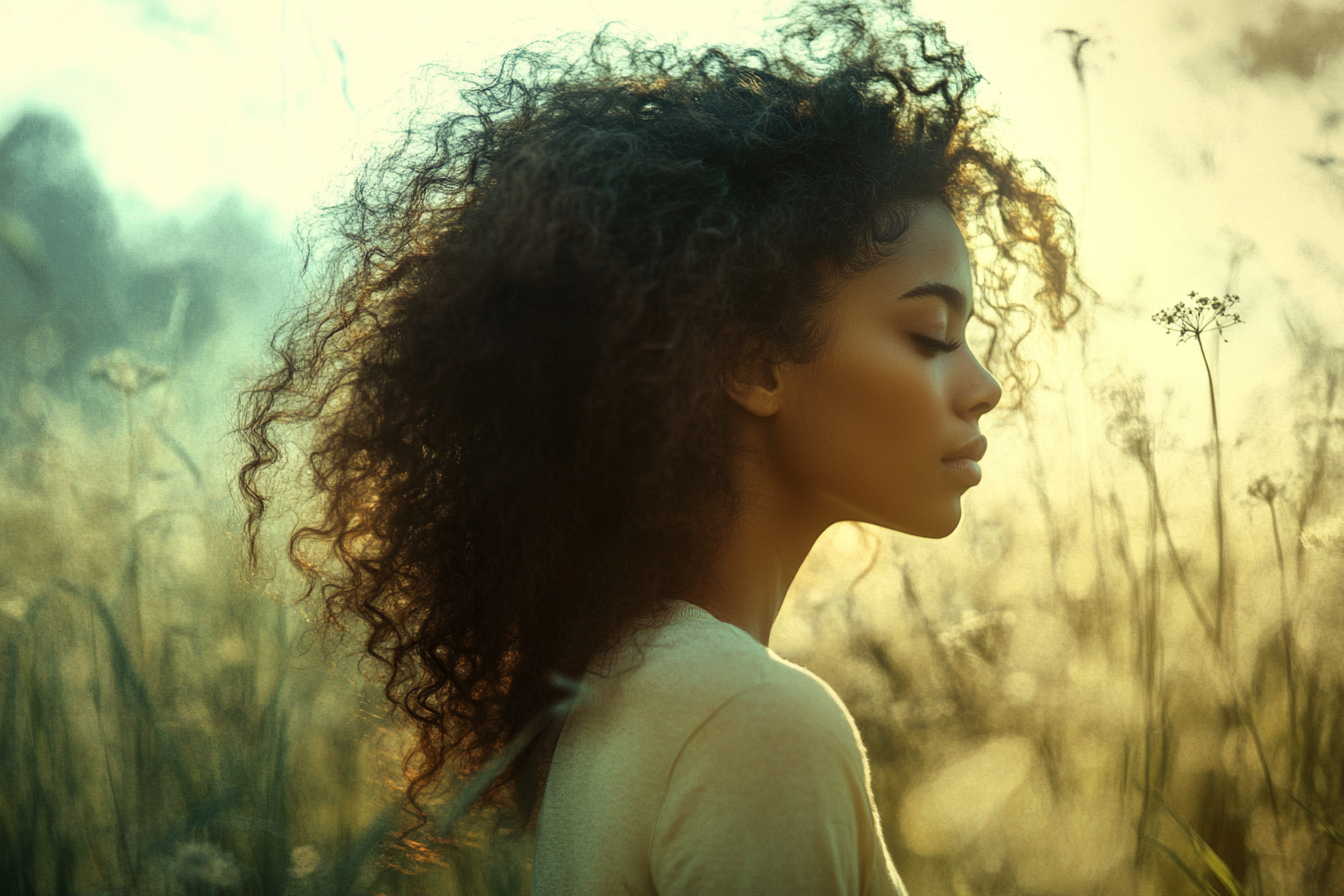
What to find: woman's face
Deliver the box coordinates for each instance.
[767,201,1001,538]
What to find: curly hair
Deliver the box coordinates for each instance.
[237,0,1086,825]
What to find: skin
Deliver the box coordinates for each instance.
[688,200,1002,644]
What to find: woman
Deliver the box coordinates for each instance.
[238,1,1083,892]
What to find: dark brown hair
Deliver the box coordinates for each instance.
[237,0,1084,824]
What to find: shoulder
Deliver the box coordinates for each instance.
[754,651,861,738]
[560,602,870,789]
[552,606,815,778]
[680,653,866,776]
[599,605,781,709]
[648,646,880,895]
[612,605,862,754]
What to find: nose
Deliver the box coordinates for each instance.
[960,351,1002,420]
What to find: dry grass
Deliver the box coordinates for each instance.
[3,293,1343,895]
[0,361,527,895]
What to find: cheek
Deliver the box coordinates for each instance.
[779,340,944,480]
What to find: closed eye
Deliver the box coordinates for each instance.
[910,334,964,354]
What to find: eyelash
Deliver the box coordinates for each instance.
[911,334,963,354]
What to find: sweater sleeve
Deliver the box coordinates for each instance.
[649,675,906,896]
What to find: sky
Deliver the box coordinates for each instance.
[1,0,1342,465]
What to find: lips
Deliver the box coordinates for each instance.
[942,436,987,487]
[944,435,987,464]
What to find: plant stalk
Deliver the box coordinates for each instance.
[1194,333,1230,654]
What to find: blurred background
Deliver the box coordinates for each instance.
[2,1,1342,893]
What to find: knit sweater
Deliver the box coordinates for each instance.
[531,601,907,895]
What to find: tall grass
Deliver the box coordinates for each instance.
[4,287,1344,894]
[0,356,528,895]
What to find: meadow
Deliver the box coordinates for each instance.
[4,257,1344,896]
[2,28,1343,888]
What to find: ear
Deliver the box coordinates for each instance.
[722,350,785,418]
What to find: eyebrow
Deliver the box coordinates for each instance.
[898,281,973,318]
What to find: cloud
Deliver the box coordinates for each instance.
[1240,2,1344,80]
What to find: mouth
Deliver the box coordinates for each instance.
[942,435,988,487]
[941,457,983,486]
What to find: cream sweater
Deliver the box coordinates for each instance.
[532,601,907,896]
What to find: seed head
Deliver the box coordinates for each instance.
[1248,475,1281,504]
[1152,291,1244,344]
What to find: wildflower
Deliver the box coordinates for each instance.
[1248,475,1281,503]
[89,348,165,396]
[1103,378,1155,464]
[290,845,321,879]
[1151,291,1244,344]
[169,841,242,889]
[1152,291,1245,649]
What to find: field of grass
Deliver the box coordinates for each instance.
[0,348,531,895]
[3,286,1343,895]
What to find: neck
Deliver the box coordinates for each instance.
[683,424,831,645]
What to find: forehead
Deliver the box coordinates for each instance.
[883,202,970,281]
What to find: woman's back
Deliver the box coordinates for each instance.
[533,601,906,896]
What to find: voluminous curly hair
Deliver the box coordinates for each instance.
[238,0,1085,824]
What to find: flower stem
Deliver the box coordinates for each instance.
[1194,332,1229,653]
[1266,496,1298,781]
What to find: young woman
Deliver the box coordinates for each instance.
[238,2,1083,892]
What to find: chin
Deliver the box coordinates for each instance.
[903,519,961,539]
[871,502,963,539]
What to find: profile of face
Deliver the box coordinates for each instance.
[733,200,1002,539]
